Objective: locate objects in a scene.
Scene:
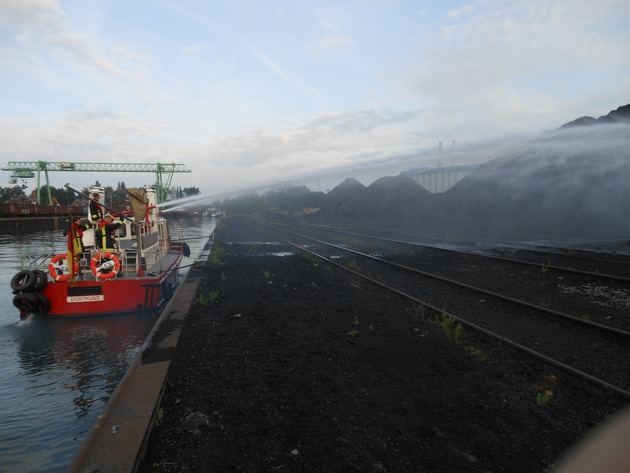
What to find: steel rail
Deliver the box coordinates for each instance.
[489,243,630,265]
[306,218,630,251]
[259,220,630,338]
[336,222,630,268]
[248,218,630,400]
[291,220,630,283]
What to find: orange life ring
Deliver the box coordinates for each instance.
[90,252,121,280]
[48,253,79,282]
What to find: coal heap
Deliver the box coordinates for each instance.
[321,177,367,217]
[317,103,630,241]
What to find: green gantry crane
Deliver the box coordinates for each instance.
[1,161,191,204]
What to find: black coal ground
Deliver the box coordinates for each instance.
[138,218,625,473]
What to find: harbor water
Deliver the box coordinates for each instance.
[0,217,215,473]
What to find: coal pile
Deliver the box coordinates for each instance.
[316,103,630,241]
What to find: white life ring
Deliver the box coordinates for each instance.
[90,252,121,280]
[48,254,79,282]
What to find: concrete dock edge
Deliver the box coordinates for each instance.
[65,270,202,473]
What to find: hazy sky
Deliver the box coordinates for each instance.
[1,0,629,195]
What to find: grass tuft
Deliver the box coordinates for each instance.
[209,244,226,264]
[437,312,463,343]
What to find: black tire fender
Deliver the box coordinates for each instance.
[33,269,48,292]
[35,293,51,315]
[162,282,174,302]
[13,292,39,313]
[11,270,37,293]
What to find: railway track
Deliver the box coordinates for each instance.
[296,220,630,282]
[245,216,630,400]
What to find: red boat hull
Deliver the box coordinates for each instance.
[11,185,192,318]
[37,253,183,317]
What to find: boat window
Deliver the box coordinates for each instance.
[116,224,127,238]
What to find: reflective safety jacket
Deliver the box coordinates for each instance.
[96,219,123,251]
[90,200,103,222]
[69,221,91,253]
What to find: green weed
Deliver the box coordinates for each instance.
[195,294,208,305]
[541,261,551,275]
[437,312,463,343]
[533,374,556,407]
[195,289,219,305]
[346,260,361,272]
[465,346,487,361]
[208,244,226,264]
[156,407,165,425]
[535,391,553,407]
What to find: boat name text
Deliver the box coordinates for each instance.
[67,295,105,303]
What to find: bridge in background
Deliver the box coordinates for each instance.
[402,164,479,193]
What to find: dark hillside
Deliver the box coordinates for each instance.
[561,103,630,128]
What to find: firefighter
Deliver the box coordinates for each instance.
[95,213,124,252]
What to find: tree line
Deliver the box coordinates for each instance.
[0,180,324,216]
[218,186,325,215]
[0,182,201,207]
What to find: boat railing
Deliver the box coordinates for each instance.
[141,232,159,249]
[19,247,140,281]
[20,252,58,270]
[18,219,175,279]
[140,246,164,274]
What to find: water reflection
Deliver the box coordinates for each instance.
[1,313,159,472]
[17,313,158,417]
[0,216,215,473]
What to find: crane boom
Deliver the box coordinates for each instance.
[1,160,191,203]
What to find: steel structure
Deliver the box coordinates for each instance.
[402,164,479,193]
[1,161,191,203]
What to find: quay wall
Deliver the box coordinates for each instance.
[0,216,67,234]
